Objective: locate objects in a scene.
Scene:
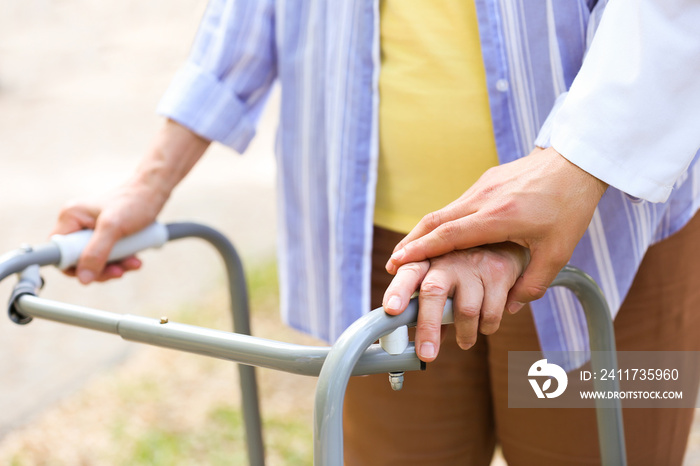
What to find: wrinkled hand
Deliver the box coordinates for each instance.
[51,181,167,283]
[383,243,528,362]
[386,147,607,313]
[50,120,209,284]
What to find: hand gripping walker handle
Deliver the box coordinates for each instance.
[50,222,169,270]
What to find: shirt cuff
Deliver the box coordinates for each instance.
[551,128,673,203]
[534,92,568,149]
[156,62,257,153]
[542,91,674,202]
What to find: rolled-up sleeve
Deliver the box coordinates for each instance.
[547,0,700,203]
[157,0,277,152]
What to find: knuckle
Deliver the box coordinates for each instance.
[524,283,548,300]
[480,309,501,327]
[420,279,448,297]
[416,321,442,336]
[479,167,499,188]
[485,256,510,276]
[435,221,458,241]
[465,248,487,265]
[483,166,500,178]
[58,201,81,219]
[401,262,426,278]
[97,215,119,232]
[455,303,480,320]
[57,206,71,219]
[489,198,518,219]
[420,211,442,231]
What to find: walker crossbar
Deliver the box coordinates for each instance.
[2,222,626,466]
[12,293,424,377]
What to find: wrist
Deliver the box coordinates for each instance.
[125,171,171,211]
[129,147,177,209]
[546,146,608,200]
[131,120,210,204]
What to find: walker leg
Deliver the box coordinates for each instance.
[166,223,265,466]
[552,266,627,466]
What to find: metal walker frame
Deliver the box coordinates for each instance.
[0,222,627,465]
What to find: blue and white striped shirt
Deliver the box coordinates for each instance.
[157,0,700,364]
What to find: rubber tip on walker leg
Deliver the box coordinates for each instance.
[389,372,404,391]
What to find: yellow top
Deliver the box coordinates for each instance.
[375,0,500,234]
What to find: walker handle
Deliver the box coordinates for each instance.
[50,222,169,270]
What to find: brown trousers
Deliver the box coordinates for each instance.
[344,214,700,465]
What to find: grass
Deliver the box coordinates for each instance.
[0,259,319,465]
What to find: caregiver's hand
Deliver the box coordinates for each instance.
[383,242,529,362]
[385,147,607,314]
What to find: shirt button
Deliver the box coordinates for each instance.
[496,79,509,92]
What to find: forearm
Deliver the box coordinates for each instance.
[129,119,210,207]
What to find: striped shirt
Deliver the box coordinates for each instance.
[157,0,700,368]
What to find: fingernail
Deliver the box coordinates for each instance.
[508,302,525,314]
[420,342,436,360]
[386,295,401,311]
[390,248,405,262]
[78,270,95,284]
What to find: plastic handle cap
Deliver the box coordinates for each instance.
[51,222,169,270]
[380,326,409,355]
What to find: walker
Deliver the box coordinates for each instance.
[0,222,627,465]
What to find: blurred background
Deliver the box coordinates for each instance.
[0,0,319,464]
[0,1,699,465]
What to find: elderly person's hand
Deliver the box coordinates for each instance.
[385,147,607,314]
[52,183,164,283]
[51,120,209,284]
[383,242,529,362]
